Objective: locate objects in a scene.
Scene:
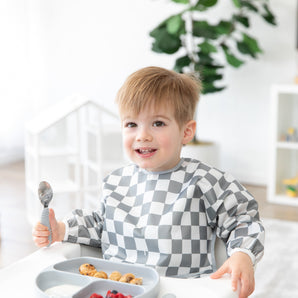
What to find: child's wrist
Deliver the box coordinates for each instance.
[58,221,66,242]
[230,249,255,266]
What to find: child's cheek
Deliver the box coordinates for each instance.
[122,134,133,155]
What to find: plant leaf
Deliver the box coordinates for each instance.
[237,41,256,58]
[198,41,217,54]
[200,64,224,75]
[240,1,258,13]
[166,15,184,35]
[262,3,277,25]
[232,0,241,8]
[197,52,214,64]
[150,26,182,54]
[221,44,244,68]
[215,20,234,35]
[171,0,189,4]
[233,15,250,28]
[193,21,218,39]
[242,33,262,54]
[202,73,223,83]
[174,55,192,73]
[202,82,226,94]
[197,0,218,7]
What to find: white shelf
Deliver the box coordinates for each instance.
[268,85,298,207]
[25,95,126,224]
[268,194,298,207]
[277,142,298,150]
[272,84,298,94]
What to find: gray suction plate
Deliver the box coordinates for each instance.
[35,257,160,298]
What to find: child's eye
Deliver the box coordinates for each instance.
[125,122,137,128]
[153,121,165,127]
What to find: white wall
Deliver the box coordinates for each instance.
[0,0,296,185]
[0,0,30,163]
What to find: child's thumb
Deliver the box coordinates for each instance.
[48,208,57,225]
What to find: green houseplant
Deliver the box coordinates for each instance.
[150,0,277,146]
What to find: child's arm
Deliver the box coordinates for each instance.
[210,251,255,298]
[33,207,104,248]
[32,208,65,247]
[63,208,103,247]
[203,172,264,297]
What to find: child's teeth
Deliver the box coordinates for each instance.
[140,149,153,153]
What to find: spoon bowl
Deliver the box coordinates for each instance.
[38,181,53,245]
[38,181,53,208]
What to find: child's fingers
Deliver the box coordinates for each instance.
[32,228,50,237]
[34,222,49,231]
[33,236,49,247]
[231,270,240,292]
[32,222,50,247]
[210,264,228,279]
[238,278,247,298]
[238,274,254,298]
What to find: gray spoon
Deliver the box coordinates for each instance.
[38,181,53,245]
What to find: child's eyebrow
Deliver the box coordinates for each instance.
[121,116,135,121]
[152,115,171,121]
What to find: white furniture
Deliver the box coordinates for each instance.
[0,241,237,298]
[268,84,298,206]
[25,95,126,224]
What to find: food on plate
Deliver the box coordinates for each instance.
[44,284,82,295]
[89,289,133,298]
[129,277,143,285]
[105,290,133,298]
[119,273,135,283]
[78,264,142,285]
[79,263,97,276]
[89,294,104,298]
[93,271,108,279]
[109,271,122,281]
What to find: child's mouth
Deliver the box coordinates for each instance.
[135,148,157,157]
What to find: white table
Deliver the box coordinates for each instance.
[0,242,238,297]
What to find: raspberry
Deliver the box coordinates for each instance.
[105,290,132,298]
[106,290,117,298]
[89,293,104,298]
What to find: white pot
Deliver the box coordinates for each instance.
[181,141,220,168]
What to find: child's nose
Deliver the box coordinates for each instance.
[136,127,152,142]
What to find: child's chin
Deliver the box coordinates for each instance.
[137,161,157,172]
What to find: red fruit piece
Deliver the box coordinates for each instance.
[105,290,133,298]
[105,290,116,298]
[90,293,104,298]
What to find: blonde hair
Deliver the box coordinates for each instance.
[115,66,201,127]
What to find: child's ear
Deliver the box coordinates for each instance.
[182,120,196,144]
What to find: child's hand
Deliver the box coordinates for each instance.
[210,251,255,298]
[32,208,65,247]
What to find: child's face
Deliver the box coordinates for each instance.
[121,104,194,172]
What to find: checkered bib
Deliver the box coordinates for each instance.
[65,158,264,277]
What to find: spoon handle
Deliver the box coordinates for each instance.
[41,207,52,246]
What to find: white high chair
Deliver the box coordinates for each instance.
[0,237,237,297]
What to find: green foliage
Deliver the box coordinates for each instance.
[149,0,277,94]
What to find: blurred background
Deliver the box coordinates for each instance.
[0,0,297,274]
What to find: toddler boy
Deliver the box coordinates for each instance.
[33,66,264,298]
